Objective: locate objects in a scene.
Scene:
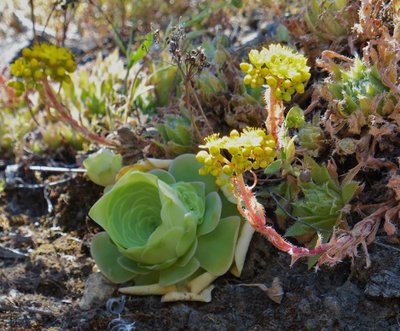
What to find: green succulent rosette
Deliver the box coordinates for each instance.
[328,57,394,117]
[89,154,244,293]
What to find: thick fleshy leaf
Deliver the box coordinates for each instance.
[230,221,254,277]
[118,256,176,273]
[158,180,191,227]
[89,171,162,249]
[149,169,176,185]
[195,216,241,276]
[220,192,240,219]
[174,213,198,257]
[91,232,135,284]
[172,182,205,222]
[159,257,200,286]
[124,226,183,264]
[197,192,222,236]
[176,239,198,267]
[133,272,160,286]
[168,154,218,194]
[83,149,122,187]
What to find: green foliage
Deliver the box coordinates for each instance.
[128,32,154,69]
[328,58,395,117]
[83,149,123,187]
[285,106,305,129]
[285,156,359,239]
[89,154,242,288]
[61,49,153,130]
[298,114,325,157]
[305,0,353,41]
[196,36,229,98]
[154,115,193,155]
[150,64,178,107]
[0,109,32,152]
[264,135,296,176]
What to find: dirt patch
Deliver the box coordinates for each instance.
[0,173,399,330]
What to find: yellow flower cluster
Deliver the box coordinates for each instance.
[240,44,311,101]
[10,44,76,93]
[196,128,277,186]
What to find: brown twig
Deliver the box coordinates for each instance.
[29,0,37,42]
[42,79,117,147]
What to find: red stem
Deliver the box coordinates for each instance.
[232,174,331,265]
[42,79,117,147]
[265,87,285,148]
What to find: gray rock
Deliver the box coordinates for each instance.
[304,319,318,331]
[323,296,341,316]
[79,272,116,310]
[365,270,400,298]
[298,298,311,314]
[336,281,361,312]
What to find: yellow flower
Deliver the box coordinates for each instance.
[196,128,277,182]
[240,44,311,101]
[9,43,76,90]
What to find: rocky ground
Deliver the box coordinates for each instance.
[0,170,399,330]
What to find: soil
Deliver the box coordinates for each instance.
[0,167,399,331]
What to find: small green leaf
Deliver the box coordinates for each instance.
[169,154,219,194]
[264,159,282,174]
[128,32,153,69]
[231,0,243,8]
[341,181,359,203]
[285,106,305,129]
[148,169,176,185]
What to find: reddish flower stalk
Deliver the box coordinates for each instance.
[232,174,331,265]
[232,174,392,267]
[42,79,117,147]
[265,88,284,147]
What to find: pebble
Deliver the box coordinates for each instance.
[79,272,116,310]
[322,296,341,316]
[298,298,311,315]
[365,270,400,298]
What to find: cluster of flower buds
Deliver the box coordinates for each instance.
[240,44,310,101]
[196,128,277,187]
[9,43,76,95]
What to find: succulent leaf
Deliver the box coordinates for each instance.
[83,148,123,187]
[285,157,359,239]
[195,216,241,276]
[327,58,393,118]
[89,154,246,299]
[91,232,135,283]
